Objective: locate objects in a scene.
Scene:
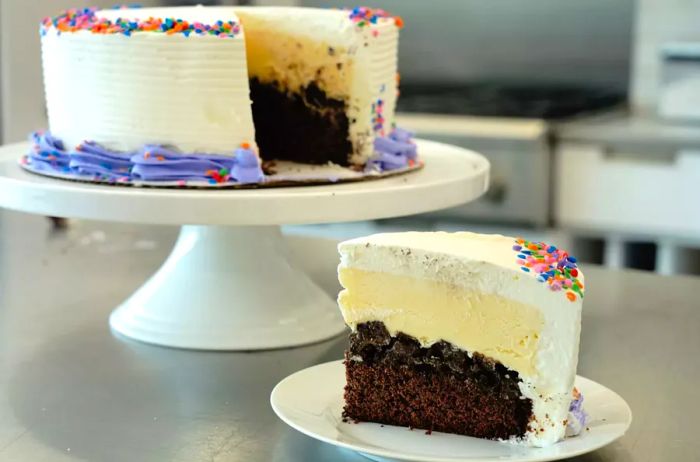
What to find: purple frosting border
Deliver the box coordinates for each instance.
[24,129,418,185]
[367,127,418,172]
[567,389,588,436]
[26,131,264,185]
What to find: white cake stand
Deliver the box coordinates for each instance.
[0,139,489,350]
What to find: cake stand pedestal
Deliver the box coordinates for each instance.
[110,225,345,350]
[0,139,489,350]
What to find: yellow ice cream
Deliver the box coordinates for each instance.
[238,12,353,99]
[338,268,543,376]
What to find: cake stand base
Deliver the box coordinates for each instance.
[109,225,346,350]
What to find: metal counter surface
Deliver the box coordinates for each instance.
[0,211,698,461]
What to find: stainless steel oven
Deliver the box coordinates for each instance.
[397,113,550,226]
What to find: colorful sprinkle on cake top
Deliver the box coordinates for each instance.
[40,7,242,38]
[347,6,404,29]
[42,6,403,37]
[513,238,584,302]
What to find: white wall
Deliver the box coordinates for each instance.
[631,0,700,113]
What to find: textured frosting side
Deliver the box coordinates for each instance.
[346,12,399,164]
[42,7,256,155]
[337,231,584,447]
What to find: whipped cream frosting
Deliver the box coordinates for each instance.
[42,7,257,155]
[337,232,584,447]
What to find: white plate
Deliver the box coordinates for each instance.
[270,360,632,462]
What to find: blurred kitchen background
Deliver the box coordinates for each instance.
[1,0,699,275]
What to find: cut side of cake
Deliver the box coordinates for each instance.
[28,5,415,185]
[237,7,401,167]
[337,232,585,447]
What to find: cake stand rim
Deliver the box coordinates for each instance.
[0,138,490,225]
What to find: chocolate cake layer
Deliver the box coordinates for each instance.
[343,322,533,440]
[250,78,353,166]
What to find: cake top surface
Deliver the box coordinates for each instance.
[339,231,584,302]
[41,6,243,38]
[40,5,403,38]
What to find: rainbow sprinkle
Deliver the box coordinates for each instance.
[347,6,403,29]
[513,238,584,302]
[40,7,242,38]
[371,98,386,135]
[205,168,230,184]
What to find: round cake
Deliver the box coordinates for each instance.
[25,5,418,187]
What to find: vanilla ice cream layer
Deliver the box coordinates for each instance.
[339,268,543,376]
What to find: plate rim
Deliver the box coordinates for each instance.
[270,360,633,462]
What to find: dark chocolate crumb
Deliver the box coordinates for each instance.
[343,322,533,440]
[249,78,352,165]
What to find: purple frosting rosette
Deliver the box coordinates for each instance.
[25,131,265,185]
[131,145,263,184]
[71,141,133,179]
[367,127,418,172]
[566,388,588,437]
[26,132,71,173]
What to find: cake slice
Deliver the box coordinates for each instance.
[337,232,585,447]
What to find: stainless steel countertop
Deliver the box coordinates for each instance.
[1,211,698,461]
